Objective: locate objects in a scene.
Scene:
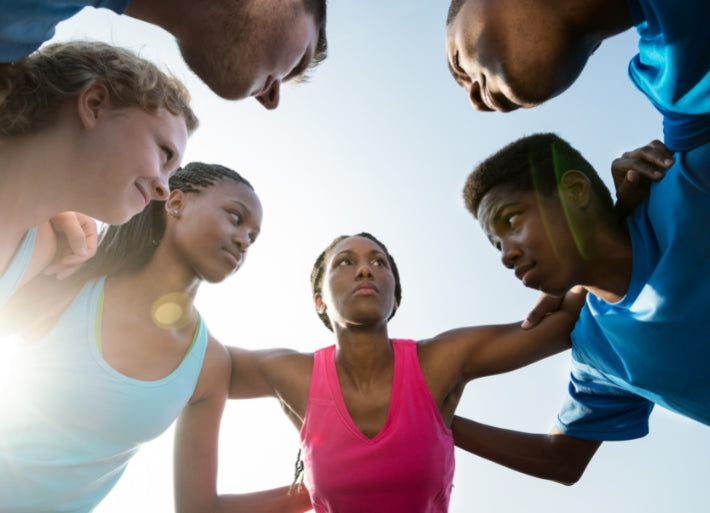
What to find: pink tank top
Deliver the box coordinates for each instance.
[300,339,455,513]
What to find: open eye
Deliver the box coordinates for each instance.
[505,213,519,228]
[336,257,352,267]
[228,211,243,225]
[372,257,387,267]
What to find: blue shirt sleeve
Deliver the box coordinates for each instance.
[555,358,653,441]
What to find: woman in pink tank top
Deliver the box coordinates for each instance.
[228,232,584,512]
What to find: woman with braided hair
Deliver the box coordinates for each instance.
[227,232,584,512]
[0,162,311,513]
[0,40,198,307]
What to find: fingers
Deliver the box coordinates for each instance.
[521,293,564,329]
[45,212,98,280]
[611,140,674,216]
[614,139,674,182]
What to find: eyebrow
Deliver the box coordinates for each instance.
[333,248,386,259]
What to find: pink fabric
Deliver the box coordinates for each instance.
[301,339,455,513]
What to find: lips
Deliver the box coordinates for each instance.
[135,183,150,207]
[223,247,243,269]
[514,263,534,285]
[353,283,378,295]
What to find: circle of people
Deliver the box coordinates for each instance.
[0,1,707,512]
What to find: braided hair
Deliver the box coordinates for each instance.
[74,162,253,282]
[310,232,402,331]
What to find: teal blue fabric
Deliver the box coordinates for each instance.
[559,142,710,439]
[627,0,710,150]
[0,227,37,308]
[0,277,207,512]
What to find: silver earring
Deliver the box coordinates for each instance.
[169,208,180,217]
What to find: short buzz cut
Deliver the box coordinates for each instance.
[462,132,613,218]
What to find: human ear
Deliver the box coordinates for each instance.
[165,190,186,217]
[76,82,111,130]
[560,170,592,209]
[314,293,327,314]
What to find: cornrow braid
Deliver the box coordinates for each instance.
[310,232,402,331]
[72,162,253,282]
[289,448,305,495]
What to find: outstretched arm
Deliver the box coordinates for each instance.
[429,286,585,382]
[174,340,312,513]
[451,416,601,485]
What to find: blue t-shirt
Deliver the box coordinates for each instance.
[558,141,710,440]
[0,0,129,62]
[627,0,710,151]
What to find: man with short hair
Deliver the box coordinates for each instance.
[453,133,710,484]
[0,0,328,108]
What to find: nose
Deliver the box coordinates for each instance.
[232,229,252,252]
[151,176,169,201]
[356,262,373,279]
[500,241,521,269]
[255,80,281,110]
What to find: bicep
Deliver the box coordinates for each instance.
[228,346,300,399]
[174,345,230,513]
[455,311,574,380]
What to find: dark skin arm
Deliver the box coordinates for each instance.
[451,417,602,485]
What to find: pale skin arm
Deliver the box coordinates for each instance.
[174,338,312,513]
[11,213,97,296]
[451,418,602,485]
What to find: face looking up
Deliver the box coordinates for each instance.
[445,0,592,112]
[165,179,263,284]
[317,236,398,330]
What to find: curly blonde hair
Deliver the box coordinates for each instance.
[0,41,198,137]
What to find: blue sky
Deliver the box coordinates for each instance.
[42,2,709,512]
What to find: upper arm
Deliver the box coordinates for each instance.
[174,339,230,513]
[227,346,301,399]
[436,309,575,382]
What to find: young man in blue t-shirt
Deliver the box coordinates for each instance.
[454,133,710,483]
[445,0,710,152]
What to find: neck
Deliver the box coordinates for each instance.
[580,219,633,302]
[565,0,634,42]
[125,0,235,38]
[333,325,393,385]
